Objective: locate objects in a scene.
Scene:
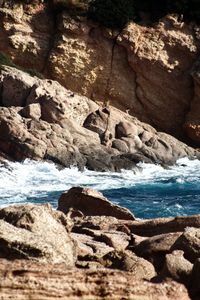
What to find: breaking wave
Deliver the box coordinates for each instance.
[0,157,200,218]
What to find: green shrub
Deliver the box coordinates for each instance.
[26,68,44,79]
[0,51,17,68]
[87,0,200,28]
[134,0,200,24]
[0,51,44,78]
[88,0,136,29]
[52,0,90,14]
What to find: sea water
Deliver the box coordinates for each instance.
[0,157,200,219]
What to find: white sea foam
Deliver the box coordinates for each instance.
[0,157,199,207]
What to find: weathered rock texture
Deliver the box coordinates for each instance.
[0,204,75,265]
[0,66,198,170]
[1,3,200,143]
[171,227,200,263]
[58,188,200,299]
[0,192,199,298]
[0,260,190,300]
[58,187,135,220]
[161,250,193,285]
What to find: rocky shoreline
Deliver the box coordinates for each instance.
[0,65,199,172]
[0,2,200,299]
[0,187,199,299]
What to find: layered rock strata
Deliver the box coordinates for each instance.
[0,260,190,300]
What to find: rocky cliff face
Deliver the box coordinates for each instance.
[0,2,200,144]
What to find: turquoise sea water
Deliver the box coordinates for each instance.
[0,158,200,219]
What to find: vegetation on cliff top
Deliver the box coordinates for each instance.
[3,0,200,28]
[88,0,200,28]
[49,0,200,28]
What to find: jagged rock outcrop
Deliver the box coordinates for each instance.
[0,204,75,265]
[58,187,200,298]
[0,66,197,170]
[0,3,200,143]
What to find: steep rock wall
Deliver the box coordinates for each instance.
[0,2,200,143]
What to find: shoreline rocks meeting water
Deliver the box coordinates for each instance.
[0,66,199,172]
[0,187,199,299]
[0,1,200,299]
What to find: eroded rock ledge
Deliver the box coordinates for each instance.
[0,187,200,299]
[0,66,198,171]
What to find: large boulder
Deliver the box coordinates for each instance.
[58,187,135,220]
[0,204,76,265]
[134,232,182,271]
[161,250,193,285]
[171,227,200,263]
[101,250,156,280]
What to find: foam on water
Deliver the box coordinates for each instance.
[0,157,200,218]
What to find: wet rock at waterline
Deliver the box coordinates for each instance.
[0,66,198,171]
[58,187,135,220]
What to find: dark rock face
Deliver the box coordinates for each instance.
[0,66,198,171]
[134,232,182,271]
[190,258,200,298]
[58,187,135,220]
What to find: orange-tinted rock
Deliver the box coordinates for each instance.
[0,5,200,140]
